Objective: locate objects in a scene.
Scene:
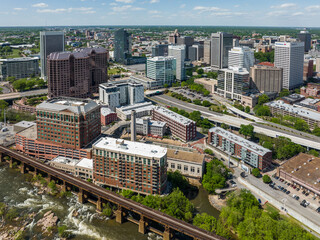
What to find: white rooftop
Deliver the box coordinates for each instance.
[117,101,154,114]
[136,118,166,128]
[148,56,175,62]
[14,121,36,128]
[266,100,320,121]
[154,106,195,126]
[209,127,271,156]
[51,156,78,166]
[101,107,114,116]
[93,137,167,159]
[75,158,93,169]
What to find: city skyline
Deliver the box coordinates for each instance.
[1,0,320,27]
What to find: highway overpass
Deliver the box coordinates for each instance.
[0,88,48,101]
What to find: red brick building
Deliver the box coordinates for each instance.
[93,138,167,195]
[152,107,196,142]
[301,83,320,99]
[47,48,108,98]
[101,107,117,126]
[303,60,313,81]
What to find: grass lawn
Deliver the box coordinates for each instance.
[2,49,22,59]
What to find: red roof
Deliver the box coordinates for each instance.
[258,62,274,67]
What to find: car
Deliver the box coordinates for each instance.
[282,188,287,193]
[292,194,296,198]
[306,193,309,196]
[286,191,290,195]
[316,207,320,213]
[306,201,310,206]
[293,186,296,189]
[295,196,300,201]
[296,188,300,191]
[287,183,290,186]
[230,180,237,187]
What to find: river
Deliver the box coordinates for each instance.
[0,165,220,239]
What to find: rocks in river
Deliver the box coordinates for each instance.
[36,210,59,233]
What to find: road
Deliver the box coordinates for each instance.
[0,88,48,100]
[150,95,320,150]
[0,146,224,240]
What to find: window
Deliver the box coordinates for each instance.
[191,167,195,173]
[171,163,175,169]
[177,164,181,170]
[184,165,188,171]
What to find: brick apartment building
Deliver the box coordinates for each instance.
[300,83,320,99]
[101,107,117,126]
[47,47,108,98]
[152,106,196,142]
[93,137,167,195]
[36,97,101,150]
[208,127,272,170]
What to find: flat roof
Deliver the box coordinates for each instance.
[117,101,154,115]
[266,100,320,121]
[280,153,320,191]
[209,127,271,156]
[147,56,175,61]
[93,137,167,159]
[76,157,93,169]
[17,125,37,139]
[0,57,39,62]
[37,97,99,115]
[167,149,204,164]
[101,107,115,116]
[51,156,78,166]
[130,75,157,83]
[14,121,36,129]
[136,118,166,128]
[153,106,195,126]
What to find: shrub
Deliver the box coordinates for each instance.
[262,175,272,184]
[252,168,260,178]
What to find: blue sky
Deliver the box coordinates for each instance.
[1,0,320,27]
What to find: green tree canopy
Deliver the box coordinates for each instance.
[239,124,254,139]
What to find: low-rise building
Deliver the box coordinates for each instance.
[300,83,320,99]
[13,121,36,133]
[93,137,167,195]
[281,94,305,104]
[130,75,164,90]
[295,98,320,112]
[167,149,205,179]
[152,106,196,142]
[135,118,166,137]
[116,102,154,121]
[265,100,320,129]
[278,153,320,196]
[101,107,117,126]
[208,127,272,170]
[194,78,218,94]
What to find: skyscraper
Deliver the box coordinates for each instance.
[47,48,108,98]
[177,36,194,60]
[203,40,211,65]
[151,44,168,57]
[274,42,304,90]
[168,29,180,44]
[40,31,65,79]
[298,30,312,52]
[228,46,254,71]
[168,45,186,81]
[114,29,131,64]
[211,32,233,69]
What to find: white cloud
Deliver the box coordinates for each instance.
[267,11,287,16]
[115,0,134,3]
[14,8,26,11]
[193,6,228,12]
[37,7,95,14]
[270,3,296,9]
[305,5,320,11]
[211,12,246,17]
[112,5,144,12]
[148,10,160,14]
[234,5,240,8]
[150,0,159,3]
[292,12,303,16]
[110,3,117,6]
[32,3,48,8]
[180,4,186,9]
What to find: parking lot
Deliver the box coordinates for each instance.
[171,88,220,105]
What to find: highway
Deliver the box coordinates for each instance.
[150,95,320,150]
[0,145,224,240]
[0,88,48,100]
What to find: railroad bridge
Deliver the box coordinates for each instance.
[0,146,224,240]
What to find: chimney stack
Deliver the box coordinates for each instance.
[131,110,136,142]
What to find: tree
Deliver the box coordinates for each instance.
[193,99,202,105]
[197,68,204,75]
[58,225,71,238]
[245,106,250,113]
[262,175,272,183]
[200,118,213,129]
[258,94,270,105]
[252,168,260,177]
[279,89,290,97]
[308,149,319,157]
[204,149,214,155]
[0,100,8,109]
[163,83,169,88]
[239,124,254,139]
[48,180,57,192]
[193,213,217,232]
[202,100,211,107]
[255,105,271,116]
[294,119,309,132]
[312,127,320,136]
[181,81,188,87]
[189,111,202,124]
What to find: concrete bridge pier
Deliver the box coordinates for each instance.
[9,156,13,168]
[62,181,67,192]
[78,189,85,204]
[0,153,3,162]
[115,207,124,224]
[163,226,172,240]
[139,216,147,234]
[96,197,102,212]
[20,162,26,174]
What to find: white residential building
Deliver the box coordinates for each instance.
[116,102,155,121]
[146,56,176,86]
[168,45,186,81]
[274,42,304,90]
[228,46,254,71]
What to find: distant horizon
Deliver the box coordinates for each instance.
[1,0,320,27]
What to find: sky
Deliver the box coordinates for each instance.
[1,0,320,27]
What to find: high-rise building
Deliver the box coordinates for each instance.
[168,29,180,44]
[250,65,283,93]
[146,56,176,86]
[114,29,131,64]
[316,58,320,73]
[233,38,239,47]
[228,46,254,71]
[47,48,108,98]
[168,45,186,81]
[211,32,233,69]
[203,40,211,65]
[0,57,39,81]
[40,31,65,79]
[216,67,250,101]
[99,80,144,111]
[274,42,304,90]
[303,60,313,81]
[188,44,204,62]
[36,97,101,150]
[93,137,168,195]
[298,30,312,52]
[177,36,194,60]
[152,44,168,57]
